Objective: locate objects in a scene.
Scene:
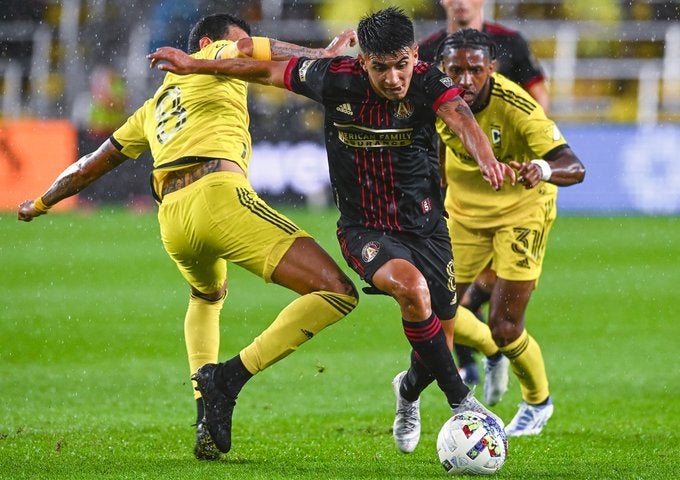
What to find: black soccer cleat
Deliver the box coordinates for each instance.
[194,419,221,460]
[191,363,237,453]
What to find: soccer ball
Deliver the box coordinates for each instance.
[436,411,507,475]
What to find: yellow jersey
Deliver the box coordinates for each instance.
[111,40,251,180]
[436,73,566,228]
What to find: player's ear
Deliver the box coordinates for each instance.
[358,53,368,71]
[199,36,213,49]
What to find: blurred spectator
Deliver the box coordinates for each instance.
[72,65,152,207]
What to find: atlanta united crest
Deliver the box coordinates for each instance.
[361,241,381,263]
[393,99,414,119]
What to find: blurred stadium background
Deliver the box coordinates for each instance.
[1,0,680,213]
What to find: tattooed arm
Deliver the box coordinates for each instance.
[17,139,129,221]
[232,29,357,61]
[437,96,515,191]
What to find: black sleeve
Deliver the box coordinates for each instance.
[285,57,335,104]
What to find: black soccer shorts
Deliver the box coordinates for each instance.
[337,219,458,320]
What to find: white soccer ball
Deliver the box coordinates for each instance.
[436,410,507,476]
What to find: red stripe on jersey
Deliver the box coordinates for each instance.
[414,61,430,74]
[387,148,401,230]
[432,87,464,112]
[329,58,362,74]
[283,57,299,91]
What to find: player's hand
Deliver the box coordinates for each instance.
[480,161,516,191]
[148,47,197,75]
[509,160,541,189]
[17,200,45,222]
[324,29,358,57]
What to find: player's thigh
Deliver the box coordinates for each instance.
[411,225,458,320]
[160,173,310,292]
[492,201,557,282]
[447,216,494,284]
[158,183,228,295]
[272,237,355,295]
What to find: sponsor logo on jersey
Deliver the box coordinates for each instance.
[336,103,353,115]
[392,99,414,119]
[334,123,414,148]
[361,241,381,263]
[298,60,315,82]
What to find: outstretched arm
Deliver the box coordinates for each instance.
[437,96,515,191]
[148,48,290,88]
[269,29,357,60]
[17,139,129,222]
[509,147,585,189]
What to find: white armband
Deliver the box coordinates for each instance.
[530,159,552,182]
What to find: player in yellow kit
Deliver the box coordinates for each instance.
[435,29,585,436]
[17,13,359,459]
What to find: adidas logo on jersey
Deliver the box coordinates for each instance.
[336,103,353,115]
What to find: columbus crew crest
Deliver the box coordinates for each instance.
[361,241,381,263]
[393,99,414,119]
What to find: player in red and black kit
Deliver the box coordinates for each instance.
[149,6,515,455]
[419,0,548,110]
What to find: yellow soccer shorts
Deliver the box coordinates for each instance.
[157,171,310,294]
[447,198,557,284]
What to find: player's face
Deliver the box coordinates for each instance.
[359,47,418,101]
[442,47,494,108]
[441,0,485,27]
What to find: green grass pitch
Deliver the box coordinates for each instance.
[1,208,678,479]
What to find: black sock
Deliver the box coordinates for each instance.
[216,354,253,397]
[464,283,491,314]
[454,344,477,367]
[402,313,469,408]
[400,350,435,402]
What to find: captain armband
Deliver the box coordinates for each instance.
[530,159,552,182]
[251,37,272,60]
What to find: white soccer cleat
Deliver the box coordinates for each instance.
[505,397,554,437]
[483,354,510,406]
[392,371,421,453]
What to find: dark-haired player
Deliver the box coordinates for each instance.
[149,6,515,455]
[18,13,360,460]
[419,0,552,389]
[436,28,585,436]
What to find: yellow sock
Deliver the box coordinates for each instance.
[499,329,549,404]
[240,291,357,374]
[185,293,225,399]
[453,306,499,356]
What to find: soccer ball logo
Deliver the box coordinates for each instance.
[437,411,507,475]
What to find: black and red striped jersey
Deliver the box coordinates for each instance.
[284,56,461,235]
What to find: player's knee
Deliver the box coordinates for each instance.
[391,277,431,317]
[190,283,227,304]
[488,316,522,347]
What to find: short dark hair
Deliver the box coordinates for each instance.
[357,7,414,56]
[187,13,251,54]
[436,28,497,63]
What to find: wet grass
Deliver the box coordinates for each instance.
[1,208,678,479]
